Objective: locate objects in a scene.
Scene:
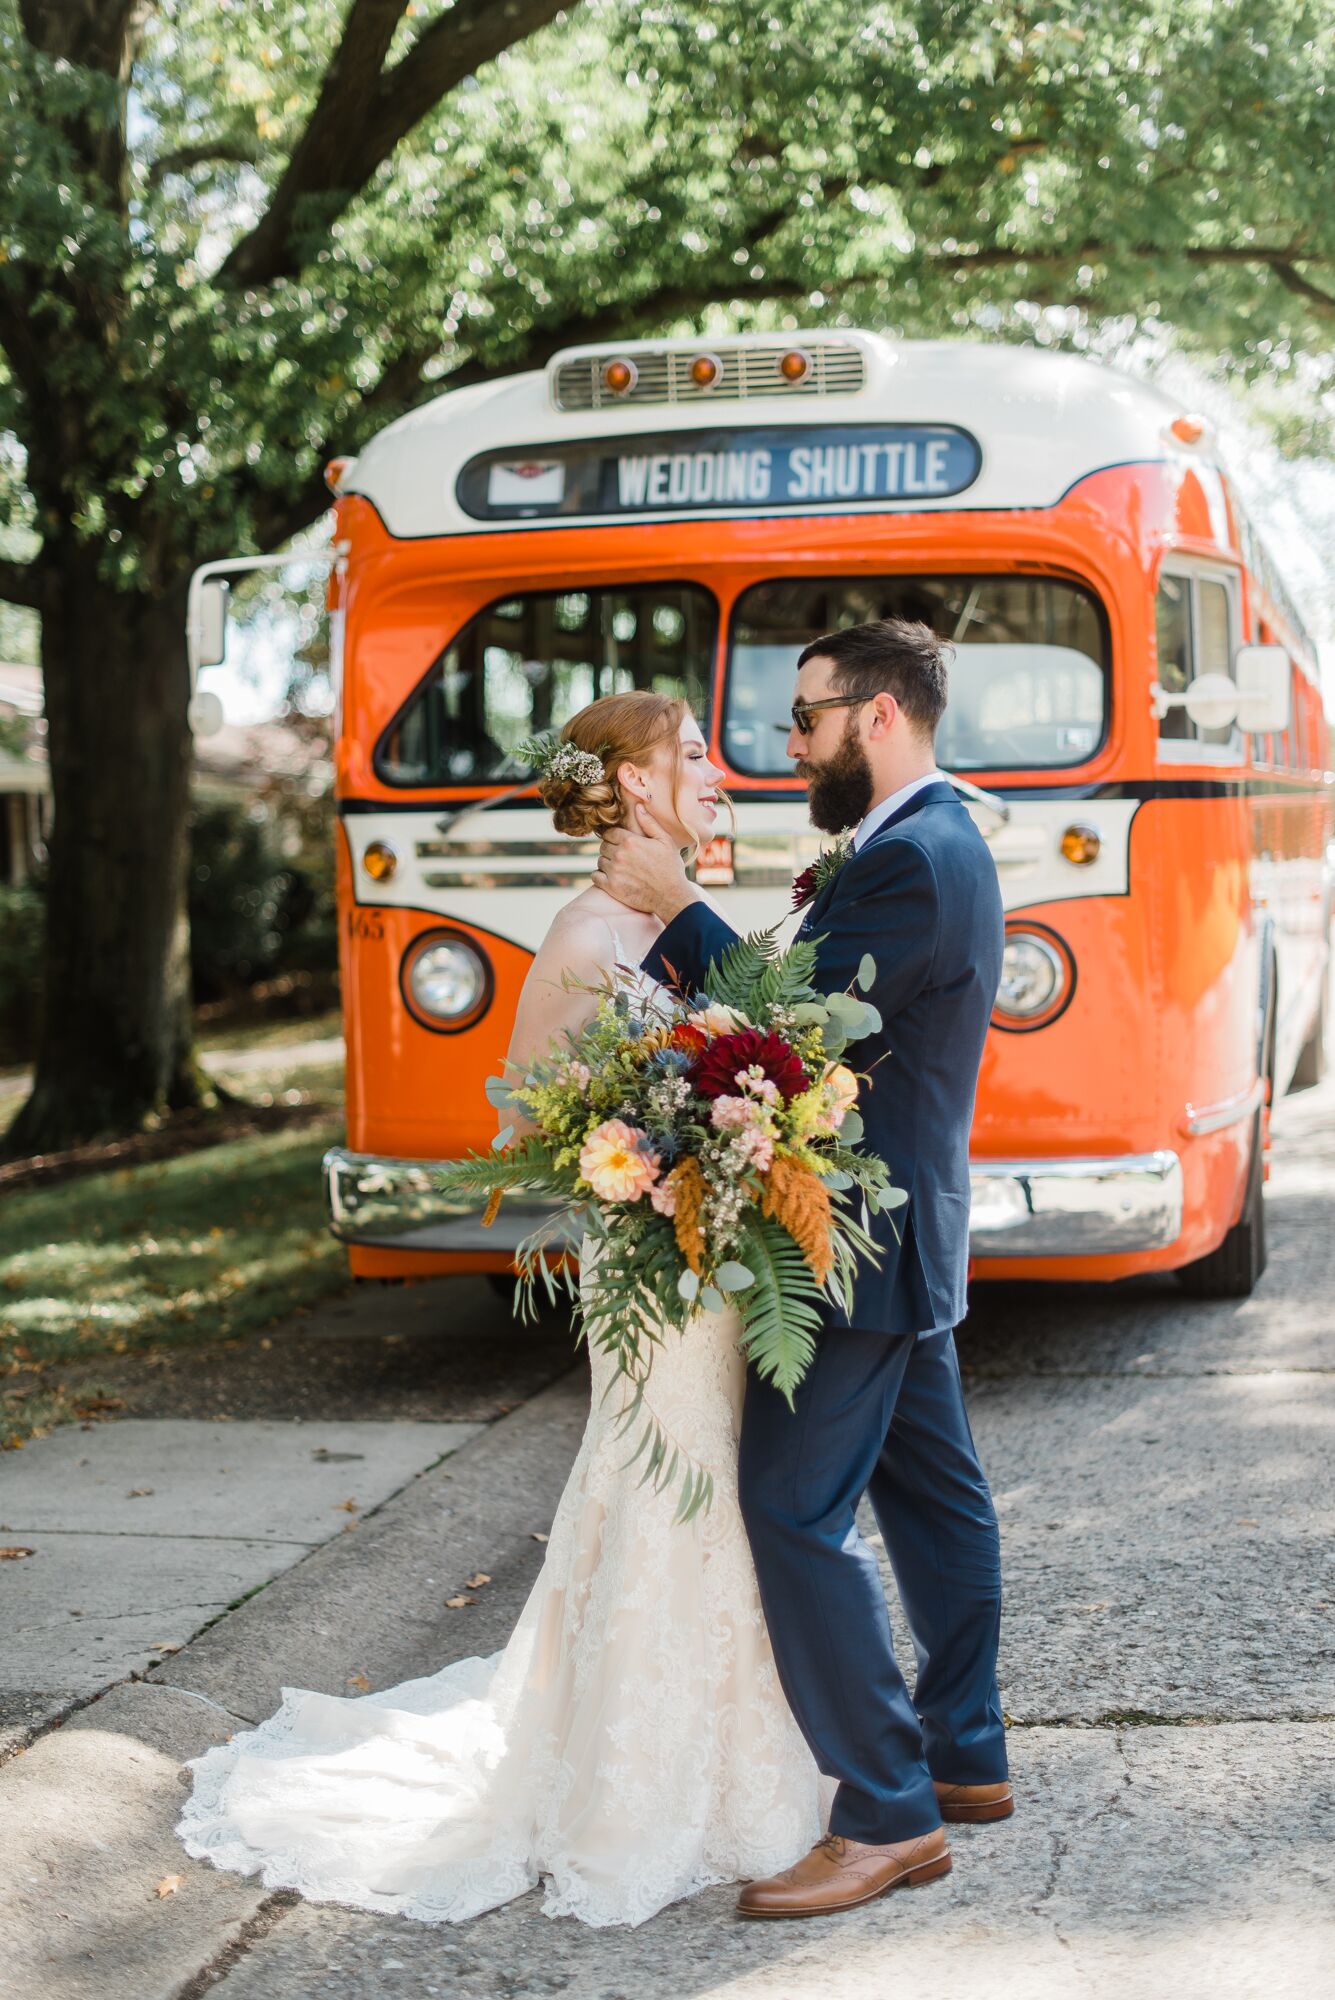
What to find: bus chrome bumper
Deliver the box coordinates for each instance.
[968,1150,1183,1257]
[325,1145,1185,1259]
[322,1147,581,1254]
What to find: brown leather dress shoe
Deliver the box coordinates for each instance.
[736,1827,952,1918]
[932,1779,1014,1823]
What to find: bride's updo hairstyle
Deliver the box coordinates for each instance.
[538,691,689,840]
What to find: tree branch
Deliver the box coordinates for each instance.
[1268,259,1335,320]
[0,556,45,612]
[147,138,263,189]
[219,0,579,292]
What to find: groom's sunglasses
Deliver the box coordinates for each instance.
[778,695,871,736]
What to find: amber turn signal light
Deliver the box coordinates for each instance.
[602,358,637,395]
[362,840,398,882]
[689,352,722,388]
[779,348,812,382]
[1059,824,1101,866]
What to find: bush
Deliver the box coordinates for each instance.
[0,881,44,1063]
[188,799,336,1003]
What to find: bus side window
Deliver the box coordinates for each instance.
[1154,574,1193,741]
[1194,578,1234,747]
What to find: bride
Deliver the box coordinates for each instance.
[175,691,827,1928]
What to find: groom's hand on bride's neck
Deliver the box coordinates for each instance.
[593,806,701,925]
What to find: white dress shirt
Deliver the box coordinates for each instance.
[851,771,945,851]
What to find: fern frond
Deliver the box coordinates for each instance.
[734,1211,825,1404]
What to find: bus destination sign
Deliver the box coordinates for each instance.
[457,423,981,521]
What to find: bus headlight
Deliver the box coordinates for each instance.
[401,931,492,1032]
[993,927,1075,1030]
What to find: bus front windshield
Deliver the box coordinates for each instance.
[375,584,716,788]
[724,575,1109,774]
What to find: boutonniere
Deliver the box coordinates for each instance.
[790,829,855,913]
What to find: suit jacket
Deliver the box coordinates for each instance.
[643,780,1004,1335]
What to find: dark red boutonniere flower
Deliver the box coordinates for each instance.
[690,1028,808,1104]
[790,829,854,912]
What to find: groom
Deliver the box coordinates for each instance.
[594,617,1009,1918]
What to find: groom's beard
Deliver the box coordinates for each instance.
[798,718,875,834]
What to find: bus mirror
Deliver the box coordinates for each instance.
[187,689,225,737]
[1181,673,1241,733]
[1233,644,1290,734]
[192,577,230,671]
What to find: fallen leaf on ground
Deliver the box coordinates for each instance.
[463,1572,491,1589]
[337,1498,359,1512]
[156,1875,184,1898]
[444,1595,476,1609]
[128,1488,154,1498]
[346,1672,372,1692]
[1236,1517,1259,1526]
[149,1642,181,1654]
[531,1533,549,1544]
[0,1546,35,1560]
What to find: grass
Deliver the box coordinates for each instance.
[195,1007,344,1054]
[0,1110,354,1448]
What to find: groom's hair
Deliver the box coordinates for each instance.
[797,619,951,738]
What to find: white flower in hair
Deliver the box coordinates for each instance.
[513,731,607,787]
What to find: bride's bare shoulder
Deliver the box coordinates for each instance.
[530,892,618,984]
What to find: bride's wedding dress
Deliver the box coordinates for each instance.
[175,953,826,1929]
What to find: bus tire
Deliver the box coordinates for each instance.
[1290,968,1328,1090]
[1177,1110,1267,1299]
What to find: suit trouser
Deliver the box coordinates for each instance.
[738,1325,1006,1844]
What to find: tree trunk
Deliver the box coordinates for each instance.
[3,553,213,1155]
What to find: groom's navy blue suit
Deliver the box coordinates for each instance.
[643,779,1008,1842]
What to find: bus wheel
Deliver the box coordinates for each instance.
[1177,1110,1267,1300]
[1291,969,1328,1090]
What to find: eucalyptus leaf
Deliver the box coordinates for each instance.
[821,1169,854,1191]
[857,953,876,992]
[677,1270,700,1301]
[715,1261,755,1292]
[824,990,863,1021]
[491,1125,514,1150]
[699,1285,726,1313]
[483,1074,517,1108]
[881,1185,909,1209]
[840,1109,864,1144]
[789,1002,829,1026]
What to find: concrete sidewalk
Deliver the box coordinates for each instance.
[2,1068,1333,1999]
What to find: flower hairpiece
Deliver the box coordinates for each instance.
[513,732,607,788]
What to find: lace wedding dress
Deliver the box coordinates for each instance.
[175,948,827,1928]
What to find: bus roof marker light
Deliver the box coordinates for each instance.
[1168,413,1208,445]
[602,358,637,397]
[324,456,352,491]
[689,352,722,389]
[779,348,812,383]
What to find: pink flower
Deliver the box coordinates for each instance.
[711,1094,761,1131]
[733,1125,775,1173]
[649,1178,678,1217]
[578,1119,661,1203]
[736,1064,780,1105]
[556,1060,592,1090]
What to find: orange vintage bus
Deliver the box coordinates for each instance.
[225,332,1332,1299]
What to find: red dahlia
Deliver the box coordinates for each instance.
[670,1022,708,1056]
[690,1029,807,1104]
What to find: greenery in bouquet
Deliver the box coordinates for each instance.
[434,930,905,1518]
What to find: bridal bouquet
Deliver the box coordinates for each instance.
[434,930,904,1518]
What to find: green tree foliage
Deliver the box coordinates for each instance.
[0,0,1333,1146]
